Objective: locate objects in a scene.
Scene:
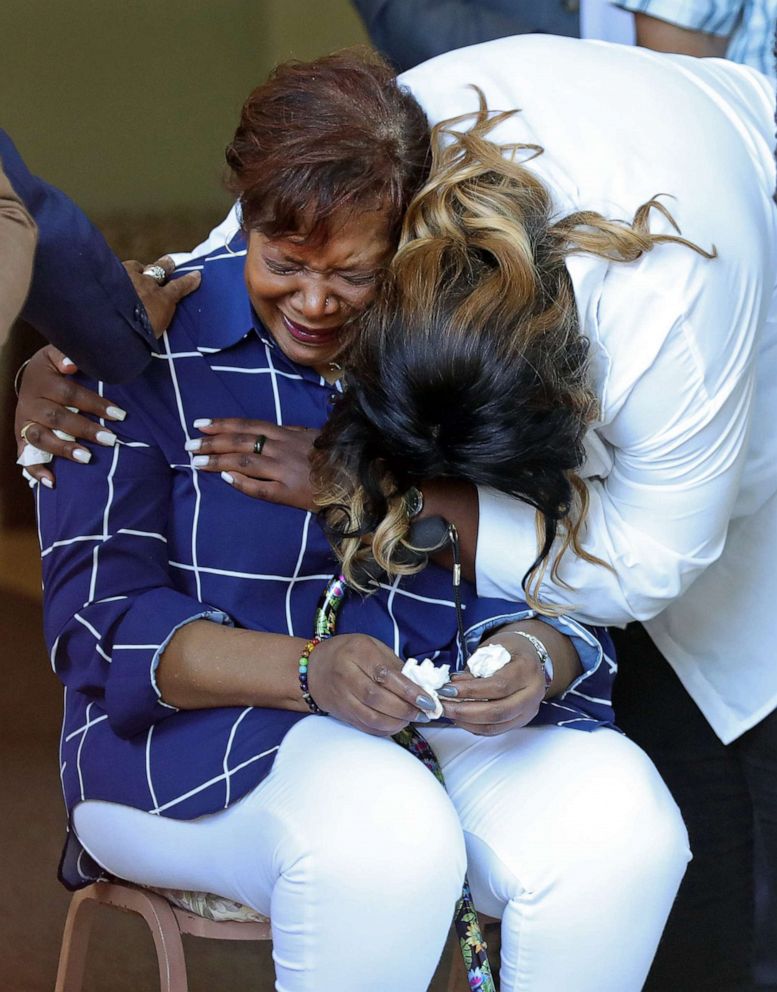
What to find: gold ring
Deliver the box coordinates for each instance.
[19,421,37,444]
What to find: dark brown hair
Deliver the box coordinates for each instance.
[225,48,431,242]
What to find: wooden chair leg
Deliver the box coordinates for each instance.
[55,882,189,992]
[93,883,189,992]
[54,887,99,992]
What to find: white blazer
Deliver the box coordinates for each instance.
[404,36,777,743]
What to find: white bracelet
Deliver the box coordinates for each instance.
[498,630,554,693]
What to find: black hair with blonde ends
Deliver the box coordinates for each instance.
[314,91,714,607]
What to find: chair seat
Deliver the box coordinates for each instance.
[54,881,271,992]
[55,878,486,990]
[149,885,269,924]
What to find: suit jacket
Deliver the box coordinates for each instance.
[352,0,580,72]
[0,159,37,346]
[0,130,157,382]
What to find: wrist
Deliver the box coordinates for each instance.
[298,638,328,715]
[492,627,554,696]
[13,356,33,398]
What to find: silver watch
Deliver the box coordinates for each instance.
[500,630,554,692]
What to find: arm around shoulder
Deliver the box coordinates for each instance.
[0,158,36,345]
[0,129,157,382]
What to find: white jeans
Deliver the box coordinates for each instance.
[73,718,689,992]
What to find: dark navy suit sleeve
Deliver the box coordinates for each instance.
[0,129,159,383]
[352,0,579,73]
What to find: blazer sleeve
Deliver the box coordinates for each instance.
[476,299,761,627]
[38,373,230,739]
[353,0,578,73]
[0,129,158,382]
[0,158,36,346]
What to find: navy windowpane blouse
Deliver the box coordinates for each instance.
[36,234,615,889]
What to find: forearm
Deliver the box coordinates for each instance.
[0,130,156,381]
[157,620,309,713]
[0,168,37,345]
[635,13,729,56]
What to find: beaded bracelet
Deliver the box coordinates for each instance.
[298,637,328,715]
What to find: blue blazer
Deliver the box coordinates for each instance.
[0,129,157,382]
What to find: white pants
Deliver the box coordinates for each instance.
[73,718,689,992]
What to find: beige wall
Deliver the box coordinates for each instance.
[0,0,369,214]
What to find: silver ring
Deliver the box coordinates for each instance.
[253,434,267,456]
[142,264,168,285]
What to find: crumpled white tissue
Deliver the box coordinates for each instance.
[402,657,451,719]
[17,426,76,483]
[402,641,513,719]
[466,642,512,678]
[17,444,53,468]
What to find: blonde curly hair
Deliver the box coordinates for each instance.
[313,91,714,609]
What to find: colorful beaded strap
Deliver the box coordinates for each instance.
[313,574,497,992]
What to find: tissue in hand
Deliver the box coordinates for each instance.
[466,642,511,678]
[401,657,451,719]
[402,641,512,720]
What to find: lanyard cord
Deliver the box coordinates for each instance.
[312,572,496,992]
[447,522,469,670]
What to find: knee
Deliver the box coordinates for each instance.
[318,760,467,899]
[581,736,691,887]
[280,728,468,902]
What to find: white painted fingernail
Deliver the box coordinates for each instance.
[61,357,77,370]
[96,431,117,447]
[191,455,209,467]
[41,477,54,489]
[184,438,202,452]
[73,448,92,464]
[106,406,127,421]
[193,418,212,429]
[221,472,234,485]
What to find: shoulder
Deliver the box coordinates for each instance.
[166,235,252,347]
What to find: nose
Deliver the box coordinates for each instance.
[294,278,338,321]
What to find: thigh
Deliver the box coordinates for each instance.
[613,623,754,991]
[74,715,465,915]
[422,723,689,992]
[739,707,777,887]
[74,717,468,992]
[424,722,687,906]
[738,707,777,989]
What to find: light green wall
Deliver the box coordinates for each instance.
[0,0,369,213]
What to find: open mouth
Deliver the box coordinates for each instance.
[282,314,341,345]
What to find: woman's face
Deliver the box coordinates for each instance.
[245,208,394,376]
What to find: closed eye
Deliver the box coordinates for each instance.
[264,259,300,276]
[339,272,378,287]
